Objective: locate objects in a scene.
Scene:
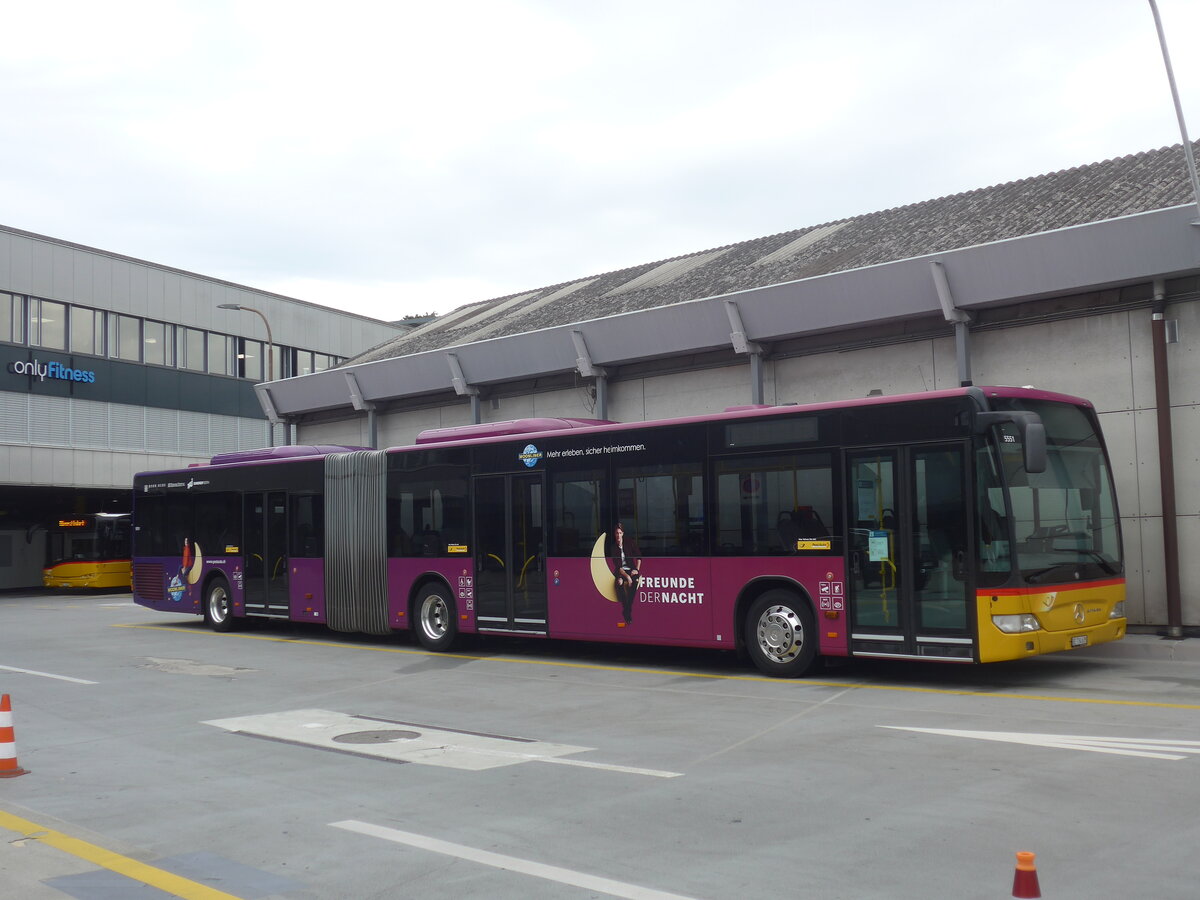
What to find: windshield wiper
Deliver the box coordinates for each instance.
[1046,547,1118,575]
[1023,564,1068,583]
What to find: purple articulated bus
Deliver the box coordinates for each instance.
[131,386,1126,677]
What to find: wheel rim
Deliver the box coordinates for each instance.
[756,604,802,664]
[208,586,229,624]
[420,595,449,640]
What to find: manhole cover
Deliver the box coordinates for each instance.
[332,730,421,744]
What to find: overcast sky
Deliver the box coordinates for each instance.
[4,1,1198,323]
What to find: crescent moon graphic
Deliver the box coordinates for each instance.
[187,542,204,584]
[589,533,619,603]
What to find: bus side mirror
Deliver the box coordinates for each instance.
[1022,422,1046,474]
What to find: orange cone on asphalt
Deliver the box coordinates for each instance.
[1012,851,1041,898]
[0,693,29,778]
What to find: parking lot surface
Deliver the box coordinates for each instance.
[3,591,1199,898]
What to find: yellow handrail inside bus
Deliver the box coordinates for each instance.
[516,554,537,589]
[880,557,896,623]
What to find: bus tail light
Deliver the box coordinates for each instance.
[1110,601,1126,619]
[992,613,1041,634]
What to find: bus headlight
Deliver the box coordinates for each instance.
[992,613,1041,634]
[1110,601,1126,619]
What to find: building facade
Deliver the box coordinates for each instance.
[0,225,401,588]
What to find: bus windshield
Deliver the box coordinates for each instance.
[48,514,132,564]
[992,400,1122,584]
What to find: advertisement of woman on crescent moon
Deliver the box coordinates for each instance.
[590,523,643,625]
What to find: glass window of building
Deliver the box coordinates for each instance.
[143,320,172,366]
[116,315,141,361]
[294,349,314,376]
[237,337,263,380]
[34,299,68,350]
[208,333,231,375]
[0,292,24,344]
[69,306,105,356]
[313,353,333,373]
[181,327,206,372]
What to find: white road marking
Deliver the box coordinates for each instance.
[204,709,682,777]
[331,820,703,900]
[883,727,1200,760]
[0,664,97,684]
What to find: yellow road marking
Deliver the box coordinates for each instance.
[0,810,243,900]
[113,623,1200,710]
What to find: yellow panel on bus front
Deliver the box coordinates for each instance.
[977,578,1126,663]
[43,560,132,590]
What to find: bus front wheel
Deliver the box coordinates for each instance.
[204,577,238,633]
[745,590,817,677]
[414,584,457,651]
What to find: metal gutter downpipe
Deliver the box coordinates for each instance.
[724,300,765,405]
[930,261,973,386]
[1151,279,1184,637]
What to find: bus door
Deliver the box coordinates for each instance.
[473,473,547,633]
[847,445,972,660]
[243,491,290,617]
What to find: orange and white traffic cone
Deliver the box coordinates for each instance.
[1012,850,1041,898]
[0,693,29,778]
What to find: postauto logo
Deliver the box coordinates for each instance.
[8,358,97,383]
[519,444,543,468]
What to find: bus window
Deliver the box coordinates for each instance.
[291,494,324,558]
[975,438,1013,586]
[134,496,166,556]
[616,463,705,556]
[714,453,835,555]
[550,469,605,556]
[194,494,241,556]
[387,465,469,556]
[96,515,131,561]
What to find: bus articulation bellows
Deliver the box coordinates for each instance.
[131,386,1125,676]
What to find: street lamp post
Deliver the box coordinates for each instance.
[218,303,278,446]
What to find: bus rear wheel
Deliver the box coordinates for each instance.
[745,590,817,677]
[414,583,457,651]
[204,577,238,633]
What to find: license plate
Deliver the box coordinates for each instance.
[1071,635,1089,648]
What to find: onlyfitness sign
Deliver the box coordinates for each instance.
[7,358,97,383]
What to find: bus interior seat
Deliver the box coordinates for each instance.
[777,512,799,549]
[415,530,441,556]
[795,507,828,537]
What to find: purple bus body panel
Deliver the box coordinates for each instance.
[547,557,713,644]
[712,557,849,657]
[544,555,848,654]
[133,556,244,618]
[135,550,849,656]
[388,559,478,633]
[289,558,326,623]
